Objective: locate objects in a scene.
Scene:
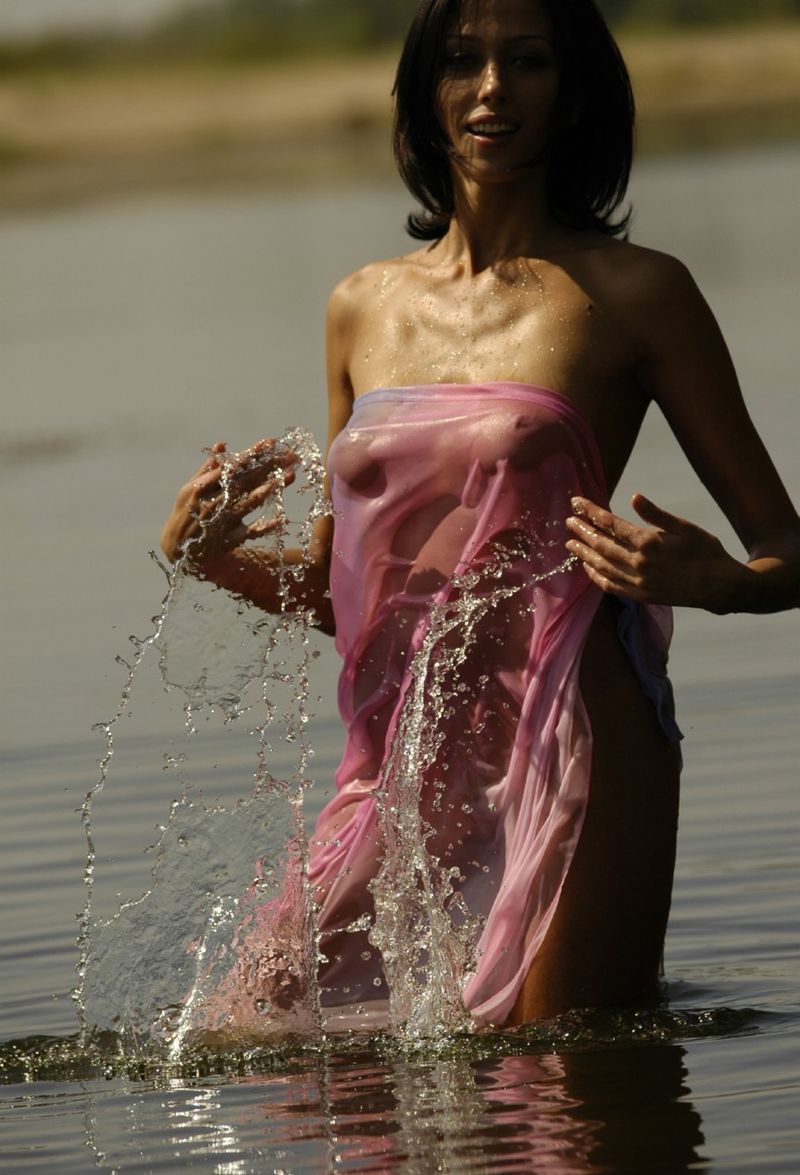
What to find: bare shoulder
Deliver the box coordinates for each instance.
[328,248,430,324]
[326,262,388,385]
[578,238,719,369]
[583,238,699,313]
[326,250,428,413]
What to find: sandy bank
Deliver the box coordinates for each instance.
[1,23,799,211]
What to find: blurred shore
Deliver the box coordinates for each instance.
[1,22,800,211]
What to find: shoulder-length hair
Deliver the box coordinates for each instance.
[393,0,635,240]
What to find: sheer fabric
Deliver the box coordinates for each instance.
[310,384,676,1027]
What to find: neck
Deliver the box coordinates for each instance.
[441,168,562,274]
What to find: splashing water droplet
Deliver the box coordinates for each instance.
[76,425,581,1055]
[75,430,331,1053]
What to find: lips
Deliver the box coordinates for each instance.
[467,116,520,140]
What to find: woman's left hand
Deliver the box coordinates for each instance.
[566,493,744,613]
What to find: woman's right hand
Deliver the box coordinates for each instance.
[160,439,298,566]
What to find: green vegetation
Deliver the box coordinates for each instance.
[0,0,799,75]
[137,0,419,65]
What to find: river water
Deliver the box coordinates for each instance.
[1,144,798,1171]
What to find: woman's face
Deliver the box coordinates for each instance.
[436,0,559,184]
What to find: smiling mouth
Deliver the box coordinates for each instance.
[467,121,519,140]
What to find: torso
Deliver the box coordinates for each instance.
[341,234,660,494]
[330,231,683,1020]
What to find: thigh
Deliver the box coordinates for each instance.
[509,598,681,1024]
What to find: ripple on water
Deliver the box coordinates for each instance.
[0,1000,774,1087]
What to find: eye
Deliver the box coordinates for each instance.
[443,50,479,72]
[511,53,553,71]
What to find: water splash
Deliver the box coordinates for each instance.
[369,568,520,1040]
[369,550,576,1042]
[74,425,608,1057]
[74,428,330,1054]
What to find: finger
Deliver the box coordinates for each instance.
[194,493,249,524]
[578,559,649,601]
[565,512,645,564]
[224,441,267,480]
[241,437,278,463]
[240,479,287,515]
[250,437,300,468]
[570,496,642,547]
[229,437,290,474]
[221,475,286,520]
[231,465,297,500]
[246,516,283,539]
[566,536,643,585]
[186,446,226,497]
[193,442,226,477]
[180,515,203,544]
[192,467,224,499]
[229,446,299,492]
[191,511,251,553]
[631,493,690,534]
[196,492,248,524]
[169,515,204,561]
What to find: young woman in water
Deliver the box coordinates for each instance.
[161,0,800,1029]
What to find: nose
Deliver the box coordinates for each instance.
[478,59,507,103]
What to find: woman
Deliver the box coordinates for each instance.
[162,0,800,1031]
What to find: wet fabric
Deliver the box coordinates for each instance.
[309,383,679,1028]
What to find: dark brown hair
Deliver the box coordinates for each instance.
[393,0,635,240]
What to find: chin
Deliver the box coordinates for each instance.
[457,156,546,186]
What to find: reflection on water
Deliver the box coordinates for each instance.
[4,1033,707,1172]
[234,1050,608,1173]
[0,1027,709,1172]
[3,999,767,1170]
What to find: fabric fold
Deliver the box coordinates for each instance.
[309,383,679,1028]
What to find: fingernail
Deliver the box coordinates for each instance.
[571,497,584,512]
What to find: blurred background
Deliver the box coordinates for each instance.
[1,0,799,1045]
[2,0,800,212]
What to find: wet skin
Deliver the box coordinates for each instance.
[163,0,800,1022]
[326,0,799,1021]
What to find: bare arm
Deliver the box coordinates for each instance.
[159,437,337,630]
[159,279,358,633]
[566,253,800,614]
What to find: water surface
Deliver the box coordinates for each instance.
[1,145,798,1171]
